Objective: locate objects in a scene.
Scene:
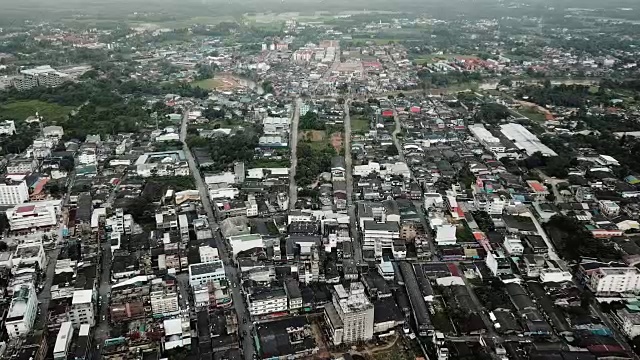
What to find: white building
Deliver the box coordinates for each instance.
[199,246,219,263]
[69,289,95,327]
[248,288,289,317]
[262,117,290,135]
[468,124,505,153]
[77,148,97,165]
[599,200,620,218]
[0,177,30,205]
[539,269,572,283]
[150,280,180,316]
[43,125,64,138]
[5,283,37,338]
[617,309,640,339]
[503,235,524,255]
[6,158,38,174]
[587,267,640,295]
[500,123,557,157]
[53,321,73,360]
[0,120,16,135]
[228,234,264,258]
[188,260,227,288]
[435,224,457,246]
[7,200,62,231]
[13,242,46,271]
[362,221,400,258]
[163,315,191,350]
[324,283,374,345]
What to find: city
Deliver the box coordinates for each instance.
[0,1,640,360]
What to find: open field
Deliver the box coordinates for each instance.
[351,117,370,133]
[299,130,326,142]
[0,100,73,124]
[517,107,547,123]
[191,74,249,91]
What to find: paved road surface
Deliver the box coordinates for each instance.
[94,241,112,358]
[343,101,363,265]
[35,247,60,328]
[181,109,256,360]
[289,99,301,209]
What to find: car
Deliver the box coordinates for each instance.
[102,315,106,321]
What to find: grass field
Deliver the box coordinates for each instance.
[191,78,225,90]
[351,117,370,133]
[0,100,72,123]
[518,107,547,123]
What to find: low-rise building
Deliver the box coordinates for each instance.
[69,290,95,328]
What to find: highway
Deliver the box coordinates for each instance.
[180,109,256,360]
[343,101,363,265]
[289,98,301,209]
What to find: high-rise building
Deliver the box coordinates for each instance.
[150,279,180,316]
[324,282,374,345]
[0,177,29,205]
[5,283,38,338]
[69,290,95,327]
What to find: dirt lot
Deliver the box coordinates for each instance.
[300,130,326,142]
[331,132,344,152]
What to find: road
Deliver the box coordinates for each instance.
[181,109,256,360]
[289,98,301,209]
[94,240,112,358]
[35,247,60,328]
[391,109,406,163]
[455,263,498,339]
[343,101,363,265]
[590,303,640,359]
[535,170,566,204]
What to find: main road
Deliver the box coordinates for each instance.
[343,100,363,265]
[181,108,255,360]
[289,98,301,209]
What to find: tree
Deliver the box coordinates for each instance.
[385,145,399,156]
[498,78,513,88]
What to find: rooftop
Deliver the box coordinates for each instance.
[72,289,93,304]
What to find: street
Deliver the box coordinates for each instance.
[289,98,301,209]
[94,241,112,359]
[181,109,256,359]
[343,101,363,264]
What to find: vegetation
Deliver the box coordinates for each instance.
[206,130,259,171]
[473,103,512,125]
[295,142,336,187]
[299,111,325,131]
[0,100,72,123]
[545,215,621,262]
[516,83,611,108]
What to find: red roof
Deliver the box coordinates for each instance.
[382,110,394,117]
[410,106,421,113]
[17,205,35,213]
[529,181,546,192]
[456,207,465,218]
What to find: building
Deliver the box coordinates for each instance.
[503,235,524,255]
[0,177,30,205]
[500,123,557,157]
[150,279,180,316]
[199,246,220,263]
[6,200,62,231]
[6,158,38,174]
[5,283,38,338]
[228,234,264,258]
[13,65,68,91]
[486,251,512,276]
[599,200,621,217]
[53,321,73,360]
[69,290,95,328]
[0,120,16,135]
[362,221,400,259]
[248,288,288,318]
[587,267,640,295]
[324,282,375,345]
[468,124,505,153]
[13,242,46,271]
[189,261,227,288]
[616,309,640,339]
